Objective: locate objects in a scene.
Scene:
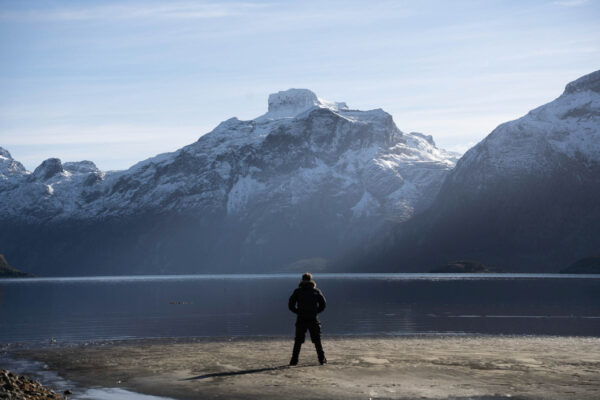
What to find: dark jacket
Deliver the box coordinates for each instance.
[288,280,326,319]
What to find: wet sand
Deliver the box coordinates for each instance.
[11,336,600,400]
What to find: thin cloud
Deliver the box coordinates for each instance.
[552,0,590,6]
[0,2,268,22]
[0,124,210,146]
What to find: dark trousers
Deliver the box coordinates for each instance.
[295,317,321,344]
[291,317,325,363]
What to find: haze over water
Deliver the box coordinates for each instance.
[1,274,599,344]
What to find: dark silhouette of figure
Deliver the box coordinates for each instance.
[288,272,327,365]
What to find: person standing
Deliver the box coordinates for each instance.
[288,272,327,365]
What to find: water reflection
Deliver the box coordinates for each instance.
[1,274,599,343]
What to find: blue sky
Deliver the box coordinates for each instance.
[1,0,599,171]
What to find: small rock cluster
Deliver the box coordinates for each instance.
[0,369,65,399]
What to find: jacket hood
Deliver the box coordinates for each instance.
[299,280,316,288]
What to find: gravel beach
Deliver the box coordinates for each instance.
[9,336,600,400]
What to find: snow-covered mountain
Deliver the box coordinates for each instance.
[348,70,600,273]
[0,89,457,275]
[449,69,600,184]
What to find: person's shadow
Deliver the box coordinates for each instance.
[182,364,315,381]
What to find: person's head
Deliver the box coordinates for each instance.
[299,272,316,288]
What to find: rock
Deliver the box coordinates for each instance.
[0,369,65,400]
[32,158,64,181]
[0,254,33,278]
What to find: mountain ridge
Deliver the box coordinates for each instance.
[0,89,457,275]
[342,69,600,273]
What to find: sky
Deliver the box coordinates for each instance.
[1,0,599,171]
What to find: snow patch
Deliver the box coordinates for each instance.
[63,160,99,174]
[351,191,380,218]
[258,88,349,121]
[226,175,266,215]
[386,181,422,220]
[0,147,27,178]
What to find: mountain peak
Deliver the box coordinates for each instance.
[0,147,13,160]
[0,89,457,275]
[564,69,600,95]
[33,158,64,180]
[261,88,348,120]
[0,147,27,177]
[63,160,99,174]
[268,89,319,113]
[409,132,436,146]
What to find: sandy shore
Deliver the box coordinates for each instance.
[10,336,600,400]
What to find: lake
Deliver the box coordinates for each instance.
[1,274,599,344]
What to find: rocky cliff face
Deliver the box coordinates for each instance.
[0,89,457,275]
[0,254,33,278]
[349,70,600,272]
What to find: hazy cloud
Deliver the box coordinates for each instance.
[0,124,208,146]
[0,2,267,22]
[1,0,598,170]
[552,0,590,6]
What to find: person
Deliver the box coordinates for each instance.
[288,272,327,365]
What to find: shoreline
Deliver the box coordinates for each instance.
[2,272,600,283]
[5,335,599,400]
[3,331,599,354]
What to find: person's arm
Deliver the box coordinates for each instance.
[288,291,298,314]
[317,290,326,313]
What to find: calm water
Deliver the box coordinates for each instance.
[1,274,599,343]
